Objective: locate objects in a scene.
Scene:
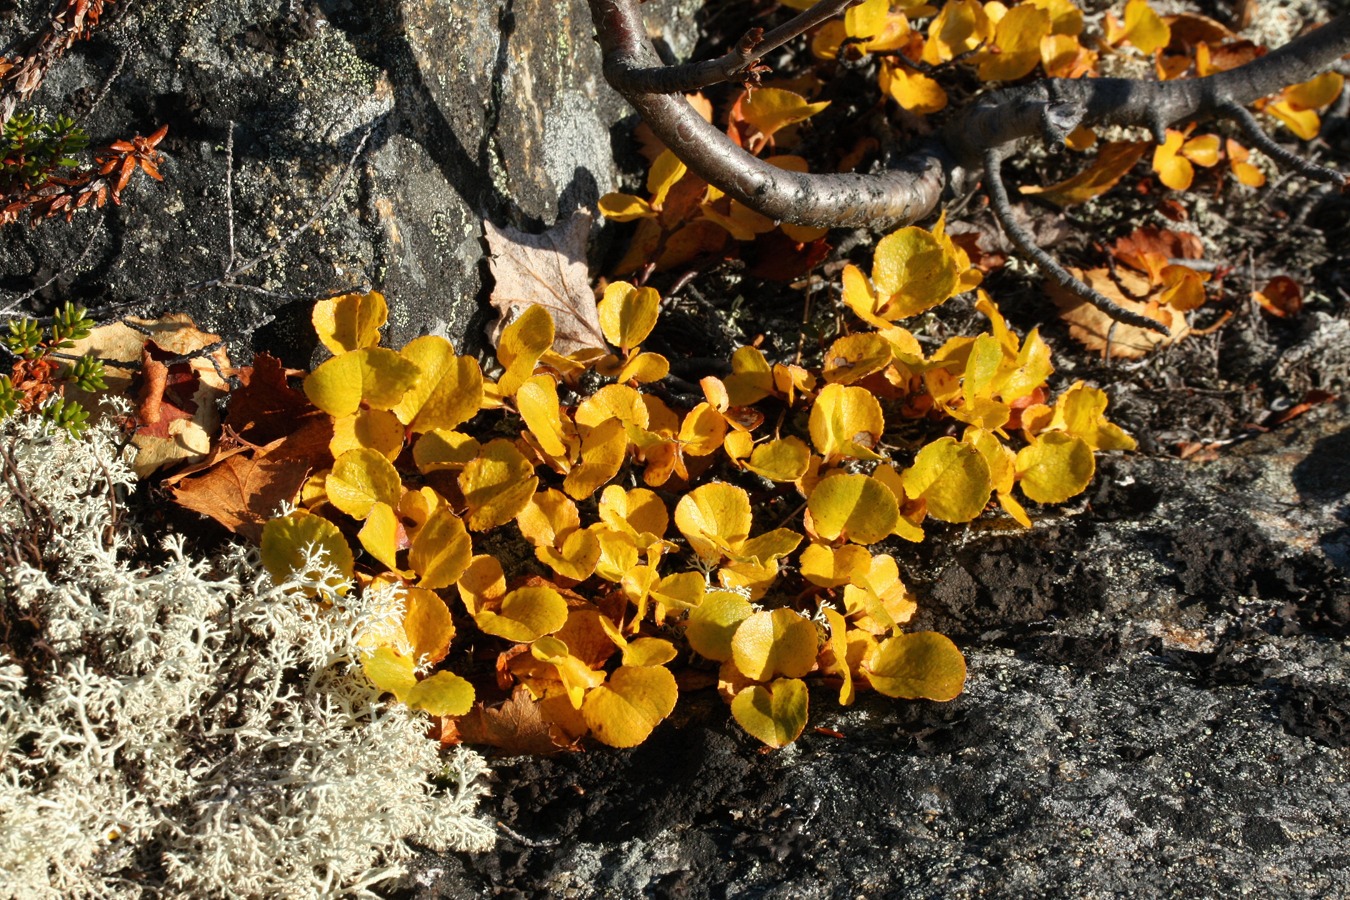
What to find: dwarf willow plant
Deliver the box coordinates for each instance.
[0,301,106,439]
[261,213,1134,750]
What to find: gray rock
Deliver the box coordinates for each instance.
[0,0,692,363]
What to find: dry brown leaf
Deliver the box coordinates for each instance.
[1050,267,1190,360]
[442,686,571,756]
[485,209,606,356]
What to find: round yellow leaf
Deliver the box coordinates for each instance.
[581,665,678,748]
[575,384,649,430]
[622,637,678,668]
[871,225,959,318]
[330,408,404,461]
[497,304,555,397]
[865,631,967,701]
[617,351,670,384]
[405,670,475,717]
[460,439,539,531]
[799,542,871,588]
[403,586,455,665]
[312,290,388,355]
[563,417,629,500]
[730,678,809,748]
[361,646,416,700]
[357,501,401,571]
[598,485,668,542]
[685,590,754,662]
[901,437,993,522]
[807,473,900,545]
[413,429,481,474]
[474,585,568,643]
[517,374,573,460]
[537,527,602,581]
[517,489,581,548]
[678,402,729,457]
[392,335,484,433]
[808,383,886,461]
[457,554,505,616]
[731,608,819,681]
[822,333,893,384]
[599,281,661,350]
[304,347,420,418]
[1015,432,1095,504]
[409,506,473,590]
[675,482,752,561]
[260,510,353,592]
[327,448,403,520]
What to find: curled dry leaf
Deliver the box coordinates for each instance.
[1050,267,1189,360]
[485,209,606,356]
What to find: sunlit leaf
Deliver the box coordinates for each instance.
[686,590,755,662]
[392,335,483,433]
[1106,0,1170,54]
[821,607,855,706]
[327,448,403,519]
[879,61,947,114]
[807,473,900,545]
[865,631,967,700]
[517,374,575,460]
[475,585,569,642]
[741,87,830,139]
[582,665,679,748]
[731,678,809,748]
[538,527,602,581]
[731,608,819,681]
[977,5,1050,82]
[675,482,752,561]
[330,408,404,461]
[409,505,473,589]
[809,383,886,461]
[405,670,475,716]
[497,304,555,397]
[871,225,960,318]
[458,554,506,616]
[413,429,481,474]
[312,290,388,355]
[260,509,353,593]
[1015,432,1095,503]
[743,436,812,482]
[598,192,656,221]
[1020,141,1148,206]
[599,281,662,351]
[362,646,416,700]
[901,436,992,522]
[304,348,420,418]
[460,439,539,531]
[358,501,401,570]
[575,383,649,430]
[646,150,688,207]
[403,586,455,664]
[563,417,628,499]
[598,485,669,543]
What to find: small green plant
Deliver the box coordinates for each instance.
[1,301,105,439]
[0,112,89,193]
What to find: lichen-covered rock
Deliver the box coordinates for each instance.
[0,0,696,362]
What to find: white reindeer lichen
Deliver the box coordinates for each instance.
[0,412,494,899]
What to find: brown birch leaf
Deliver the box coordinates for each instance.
[485,209,606,356]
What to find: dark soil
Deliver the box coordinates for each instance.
[399,2,1350,897]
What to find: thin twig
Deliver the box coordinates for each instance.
[983,147,1169,334]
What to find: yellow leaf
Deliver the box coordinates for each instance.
[616,352,670,384]
[405,670,475,716]
[574,383,649,430]
[312,290,388,355]
[807,473,900,545]
[923,0,992,64]
[537,527,601,581]
[517,489,581,548]
[327,448,403,519]
[870,463,925,542]
[741,88,830,139]
[1283,71,1343,111]
[591,525,641,584]
[822,333,893,384]
[361,646,416,701]
[598,281,662,351]
[1265,102,1321,140]
[1045,382,1137,451]
[460,439,539,531]
[581,665,678,748]
[260,510,353,593]
[1107,0,1169,54]
[304,348,420,418]
[598,192,656,222]
[964,427,1016,495]
[734,529,803,567]
[1020,141,1148,206]
[457,554,505,616]
[808,383,886,461]
[872,224,961,318]
[976,5,1050,82]
[413,429,480,474]
[731,678,809,748]
[865,631,967,700]
[678,402,729,457]
[724,346,774,406]
[686,590,755,662]
[901,436,993,522]
[517,374,575,461]
[800,542,871,588]
[651,571,706,616]
[1151,130,1193,189]
[392,335,484,433]
[563,417,628,499]
[821,607,855,706]
[845,0,890,39]
[1027,0,1083,35]
[675,482,751,562]
[597,485,668,543]
[409,506,473,589]
[400,586,455,665]
[331,408,404,461]
[743,436,812,482]
[1158,264,1208,311]
[497,304,555,397]
[475,585,569,642]
[1015,432,1095,503]
[358,501,401,571]
[731,608,819,681]
[621,637,678,668]
[1225,139,1266,187]
[879,61,947,114]
[1181,133,1220,168]
[646,150,688,207]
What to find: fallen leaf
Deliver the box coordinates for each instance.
[1050,267,1189,359]
[445,685,570,755]
[485,209,606,355]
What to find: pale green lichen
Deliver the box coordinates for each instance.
[0,410,493,899]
